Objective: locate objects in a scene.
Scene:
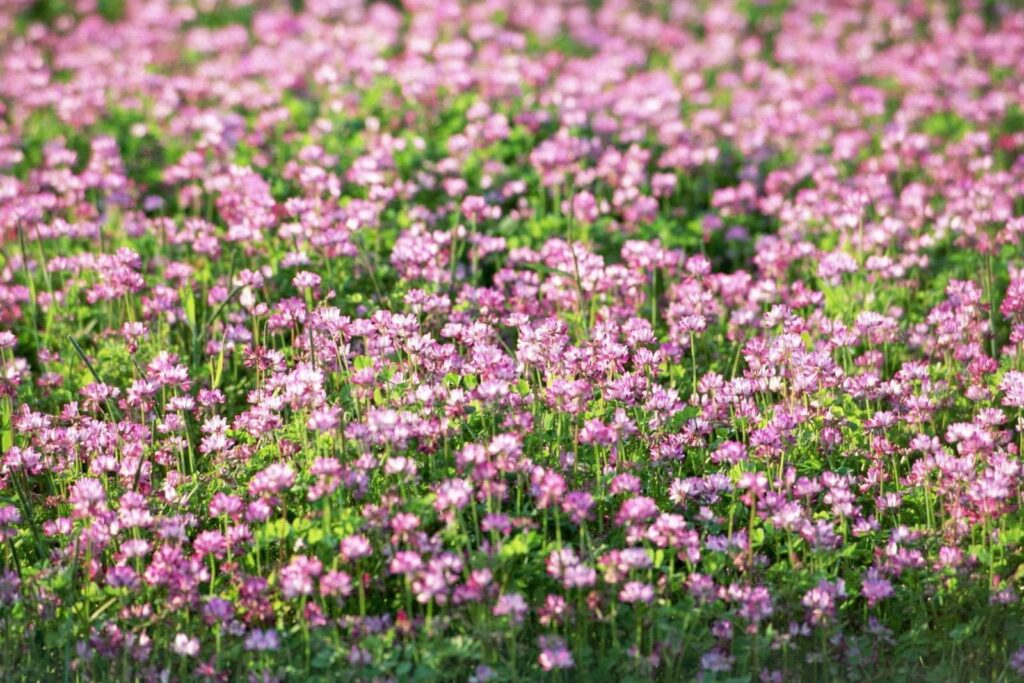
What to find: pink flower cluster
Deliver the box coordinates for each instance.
[0,0,1022,681]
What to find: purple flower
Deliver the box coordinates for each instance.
[861,569,894,607]
[244,629,280,652]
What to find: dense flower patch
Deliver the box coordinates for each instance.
[1,0,1023,680]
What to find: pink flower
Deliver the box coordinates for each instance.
[249,463,296,497]
[615,496,658,526]
[69,478,107,519]
[340,534,373,562]
[802,579,846,625]
[0,505,20,542]
[389,551,423,576]
[279,555,323,599]
[307,405,340,431]
[999,371,1024,407]
[172,633,200,657]
[320,571,353,599]
[619,581,655,604]
[292,271,321,290]
[492,593,528,623]
[538,636,574,671]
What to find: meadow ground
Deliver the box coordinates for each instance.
[0,0,1023,681]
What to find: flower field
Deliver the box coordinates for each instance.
[1,0,1023,680]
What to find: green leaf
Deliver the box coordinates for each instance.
[181,285,197,330]
[499,533,531,558]
[258,518,291,543]
[517,261,575,279]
